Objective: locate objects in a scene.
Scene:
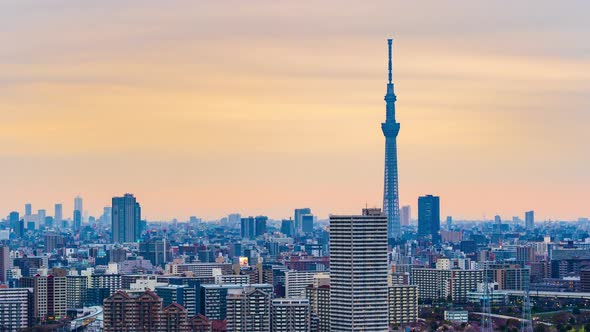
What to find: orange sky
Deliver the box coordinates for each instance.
[1,1,589,221]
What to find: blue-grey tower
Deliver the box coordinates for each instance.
[382,39,401,239]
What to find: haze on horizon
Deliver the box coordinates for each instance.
[1,0,589,221]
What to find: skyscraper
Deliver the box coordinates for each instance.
[9,211,24,238]
[329,208,389,331]
[74,195,83,214]
[73,210,82,232]
[25,203,32,216]
[418,195,440,244]
[54,204,63,225]
[0,245,9,283]
[382,39,401,240]
[401,205,411,226]
[525,211,534,231]
[112,194,141,243]
[294,208,312,236]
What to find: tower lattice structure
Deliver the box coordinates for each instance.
[382,38,401,240]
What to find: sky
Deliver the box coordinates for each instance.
[1,0,589,221]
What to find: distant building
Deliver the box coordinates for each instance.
[112,194,141,243]
[272,298,311,332]
[226,287,272,332]
[418,195,440,244]
[525,210,535,231]
[54,203,63,225]
[139,237,169,267]
[281,219,295,237]
[294,208,312,236]
[9,211,24,238]
[401,205,411,226]
[25,203,32,216]
[446,216,452,229]
[302,214,314,234]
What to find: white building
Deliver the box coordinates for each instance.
[329,209,389,331]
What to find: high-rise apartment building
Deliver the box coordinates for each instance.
[388,285,418,326]
[226,287,272,332]
[155,284,196,316]
[272,298,311,332]
[329,208,389,331]
[112,194,141,243]
[411,268,482,303]
[306,284,330,332]
[66,275,88,309]
[103,290,162,332]
[33,274,67,322]
[418,195,441,244]
[0,288,32,330]
[285,270,315,298]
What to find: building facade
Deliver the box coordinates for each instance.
[329,209,389,331]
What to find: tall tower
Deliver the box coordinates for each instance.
[382,39,401,239]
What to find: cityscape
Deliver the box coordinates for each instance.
[1,2,590,332]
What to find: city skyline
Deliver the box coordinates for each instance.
[1,1,589,221]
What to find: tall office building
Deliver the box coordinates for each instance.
[281,219,295,237]
[302,214,314,233]
[240,216,268,240]
[9,211,24,238]
[400,205,411,226]
[74,195,83,216]
[25,203,32,216]
[446,216,453,229]
[112,194,141,243]
[0,245,9,283]
[73,210,82,232]
[329,208,389,331]
[54,204,63,225]
[418,195,440,244]
[228,213,241,229]
[38,209,46,227]
[382,39,402,240]
[525,210,534,231]
[294,208,312,235]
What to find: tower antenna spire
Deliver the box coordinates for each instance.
[387,39,393,84]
